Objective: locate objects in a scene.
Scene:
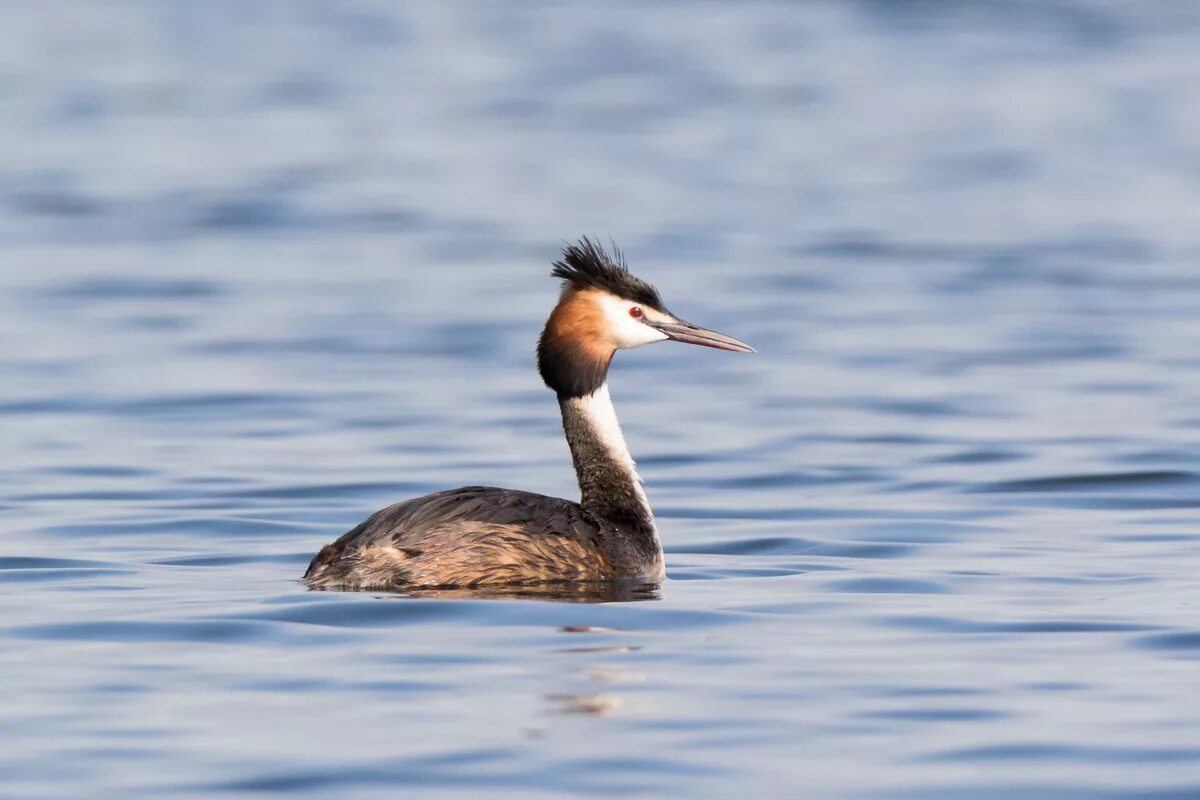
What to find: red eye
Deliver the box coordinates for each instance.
[629,306,644,319]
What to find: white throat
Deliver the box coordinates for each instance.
[576,384,638,477]
[574,383,652,510]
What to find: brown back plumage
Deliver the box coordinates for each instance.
[303,487,658,590]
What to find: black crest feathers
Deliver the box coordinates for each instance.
[552,238,665,310]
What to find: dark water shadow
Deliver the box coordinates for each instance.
[309,580,661,604]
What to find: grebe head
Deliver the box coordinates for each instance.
[537,238,755,397]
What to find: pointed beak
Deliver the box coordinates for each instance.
[651,320,756,353]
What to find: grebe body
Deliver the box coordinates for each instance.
[304,239,753,591]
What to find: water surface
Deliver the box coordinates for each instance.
[3,2,1200,798]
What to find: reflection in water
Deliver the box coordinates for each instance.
[546,693,627,717]
[546,627,646,717]
[382,582,662,603]
[556,625,645,653]
[584,665,646,685]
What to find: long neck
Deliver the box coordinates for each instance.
[559,384,658,542]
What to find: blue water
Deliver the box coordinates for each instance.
[4,2,1200,798]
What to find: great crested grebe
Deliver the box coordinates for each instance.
[304,238,754,591]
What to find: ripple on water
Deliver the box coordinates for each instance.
[973,470,1200,510]
[868,686,990,699]
[977,470,1198,493]
[45,465,158,478]
[149,553,308,567]
[925,448,1029,465]
[0,556,132,585]
[879,616,1163,634]
[824,577,952,594]
[0,567,132,585]
[43,517,313,539]
[189,747,727,797]
[857,707,1009,723]
[10,619,291,645]
[1135,631,1200,656]
[242,596,735,632]
[225,480,432,501]
[668,565,812,581]
[656,505,895,521]
[865,785,1200,800]
[0,556,118,570]
[852,520,992,544]
[671,536,918,559]
[922,743,1200,764]
[34,277,224,301]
